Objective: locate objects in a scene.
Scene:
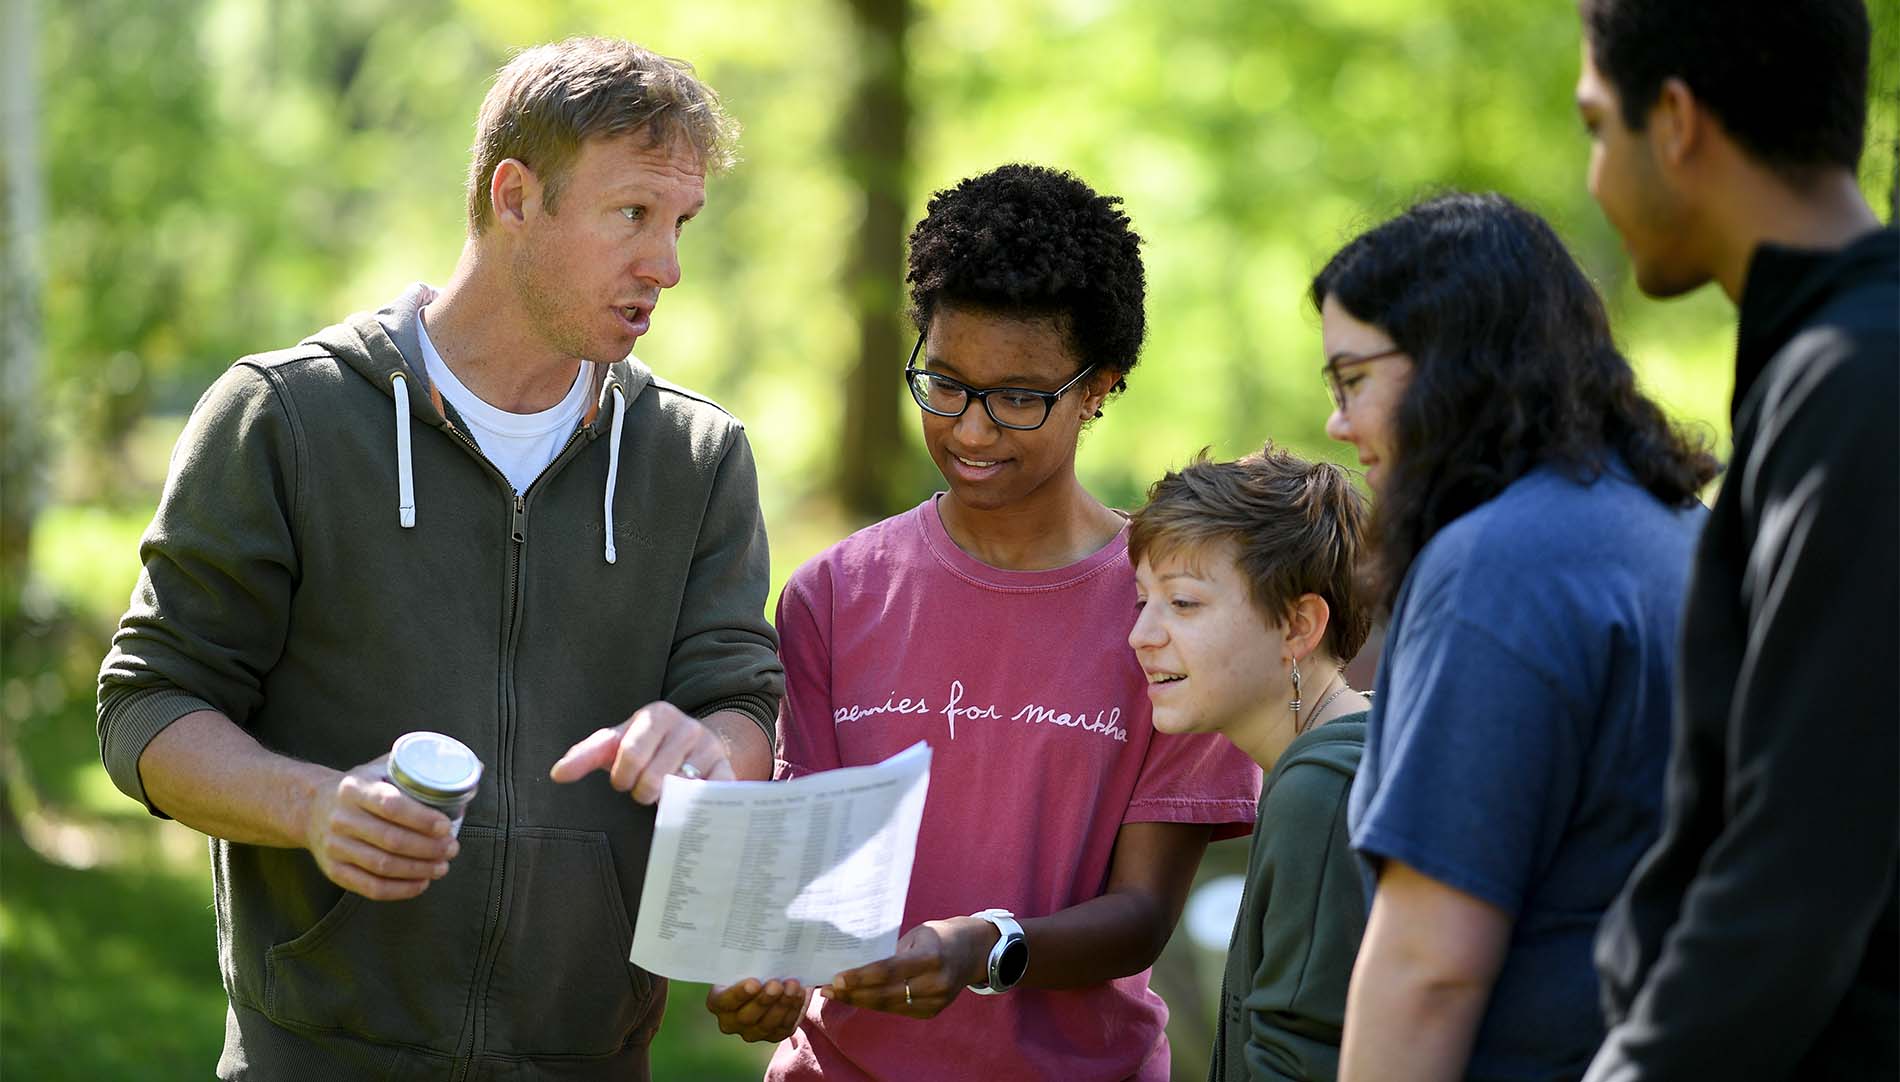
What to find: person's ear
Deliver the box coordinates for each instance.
[1285,593,1332,661]
[489,158,541,230]
[1648,76,1705,171]
[1080,368,1122,420]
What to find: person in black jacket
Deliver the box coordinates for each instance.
[1574,2,1899,1079]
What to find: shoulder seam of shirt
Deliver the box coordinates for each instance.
[239,344,333,370]
[778,572,828,643]
[1437,611,1591,725]
[648,376,743,426]
[239,360,310,548]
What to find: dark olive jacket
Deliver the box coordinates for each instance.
[1211,717,1367,1082]
[98,284,783,1080]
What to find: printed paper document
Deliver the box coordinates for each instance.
[631,741,932,986]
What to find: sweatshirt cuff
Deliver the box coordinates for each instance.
[99,686,219,818]
[695,692,777,748]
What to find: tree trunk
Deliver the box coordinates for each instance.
[1883,8,1899,224]
[2,0,45,608]
[1889,101,1897,224]
[836,0,913,521]
[1,0,45,836]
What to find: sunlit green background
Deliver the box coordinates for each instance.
[3,0,1895,1077]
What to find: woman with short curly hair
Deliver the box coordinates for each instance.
[711,164,1262,1081]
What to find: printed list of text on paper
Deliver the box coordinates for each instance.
[631,741,932,987]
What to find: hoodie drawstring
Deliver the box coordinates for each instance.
[390,372,416,528]
[603,382,627,564]
[390,365,624,558]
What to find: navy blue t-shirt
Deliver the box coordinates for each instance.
[1349,462,1704,1082]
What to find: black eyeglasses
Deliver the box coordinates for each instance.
[1320,348,1407,411]
[903,333,1098,431]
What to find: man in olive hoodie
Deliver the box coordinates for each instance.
[96,37,783,1080]
[1575,2,1897,1079]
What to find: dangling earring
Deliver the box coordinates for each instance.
[1288,657,1303,715]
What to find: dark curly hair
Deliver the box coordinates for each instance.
[1311,192,1719,611]
[1579,0,1870,180]
[906,164,1147,388]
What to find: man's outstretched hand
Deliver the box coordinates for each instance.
[550,701,735,803]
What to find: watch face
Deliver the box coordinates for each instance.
[995,937,1029,988]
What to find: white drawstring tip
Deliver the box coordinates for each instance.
[390,372,417,530]
[603,381,627,564]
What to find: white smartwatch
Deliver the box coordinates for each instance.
[967,908,1028,995]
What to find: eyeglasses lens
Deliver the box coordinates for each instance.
[986,392,1050,428]
[907,371,1053,430]
[909,371,965,416]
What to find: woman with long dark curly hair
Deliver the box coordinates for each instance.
[1312,192,1716,1082]
[708,164,1261,1081]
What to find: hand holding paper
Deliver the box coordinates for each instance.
[632,741,932,988]
[706,979,812,1043]
[822,915,995,1019]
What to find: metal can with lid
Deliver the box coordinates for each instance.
[386,731,483,837]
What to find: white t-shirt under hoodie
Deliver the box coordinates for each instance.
[417,310,591,494]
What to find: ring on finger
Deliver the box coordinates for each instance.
[677,762,703,781]
[904,981,912,1006]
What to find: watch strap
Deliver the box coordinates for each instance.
[968,908,1026,995]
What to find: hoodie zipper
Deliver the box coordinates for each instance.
[448,422,595,1079]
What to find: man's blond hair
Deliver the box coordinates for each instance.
[466,36,740,235]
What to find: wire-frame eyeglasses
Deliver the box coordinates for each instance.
[1320,348,1407,412]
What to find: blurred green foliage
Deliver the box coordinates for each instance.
[4,0,1896,1077]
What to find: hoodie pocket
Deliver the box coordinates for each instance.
[264,826,498,1051]
[482,826,654,1057]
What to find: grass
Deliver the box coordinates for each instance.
[4,487,1242,1080]
[27,505,151,630]
[0,831,229,1079]
[0,830,775,1079]
[6,497,780,1079]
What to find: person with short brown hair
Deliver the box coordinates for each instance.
[97,36,780,1079]
[1128,443,1373,1082]
[1128,443,1372,668]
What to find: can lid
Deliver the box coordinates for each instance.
[389,731,484,800]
